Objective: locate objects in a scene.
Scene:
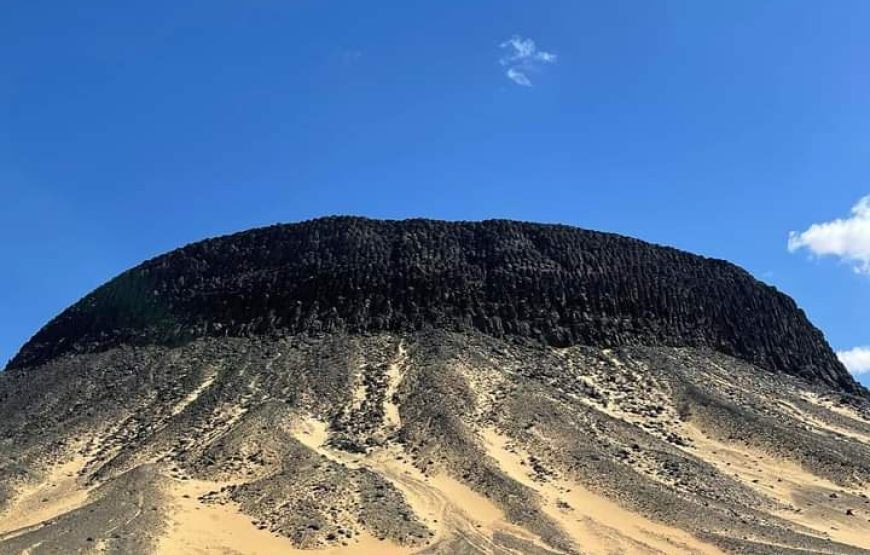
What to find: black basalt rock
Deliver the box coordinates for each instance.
[7,216,861,394]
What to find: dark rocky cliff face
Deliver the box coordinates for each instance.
[7,216,860,393]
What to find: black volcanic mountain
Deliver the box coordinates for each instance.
[1,217,869,555]
[9,217,858,392]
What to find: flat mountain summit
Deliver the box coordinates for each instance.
[1,217,869,555]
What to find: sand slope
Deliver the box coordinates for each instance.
[2,336,869,555]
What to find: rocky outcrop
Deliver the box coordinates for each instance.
[8,217,859,393]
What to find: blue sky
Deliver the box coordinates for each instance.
[2,1,869,384]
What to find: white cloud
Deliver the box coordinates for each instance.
[837,346,870,376]
[788,195,870,274]
[499,35,556,87]
[506,68,532,87]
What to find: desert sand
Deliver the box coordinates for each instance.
[3,410,869,554]
[0,455,90,540]
[479,428,727,555]
[685,424,870,549]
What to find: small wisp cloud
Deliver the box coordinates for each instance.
[788,195,870,274]
[837,346,870,376]
[499,36,556,87]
